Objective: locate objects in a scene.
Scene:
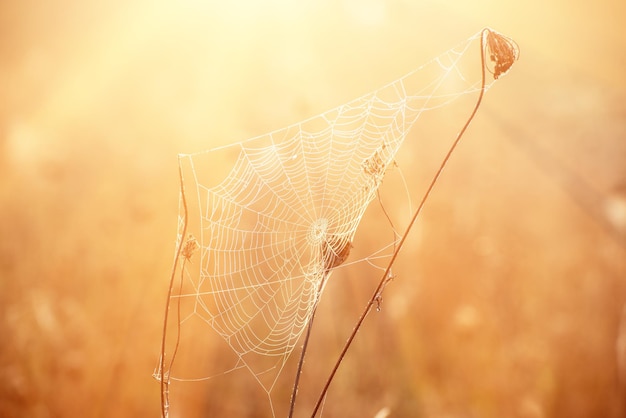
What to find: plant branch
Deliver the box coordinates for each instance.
[159,156,189,418]
[288,305,318,418]
[310,28,491,417]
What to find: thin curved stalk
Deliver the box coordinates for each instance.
[288,305,318,418]
[159,157,189,418]
[310,28,491,417]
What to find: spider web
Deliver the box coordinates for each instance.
[157,30,507,417]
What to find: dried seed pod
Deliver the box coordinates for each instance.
[181,234,199,260]
[485,29,519,79]
[322,236,353,273]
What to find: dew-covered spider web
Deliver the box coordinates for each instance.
[156,29,516,418]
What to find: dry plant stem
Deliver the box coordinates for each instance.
[159,158,190,418]
[288,305,318,418]
[310,29,490,418]
[167,260,186,397]
[289,270,332,417]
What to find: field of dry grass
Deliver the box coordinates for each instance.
[1,1,625,417]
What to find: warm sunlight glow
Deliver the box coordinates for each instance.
[1,1,624,417]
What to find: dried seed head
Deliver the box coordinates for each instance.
[322,236,353,273]
[181,234,199,260]
[485,29,519,79]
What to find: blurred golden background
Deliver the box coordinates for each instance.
[1,1,625,417]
